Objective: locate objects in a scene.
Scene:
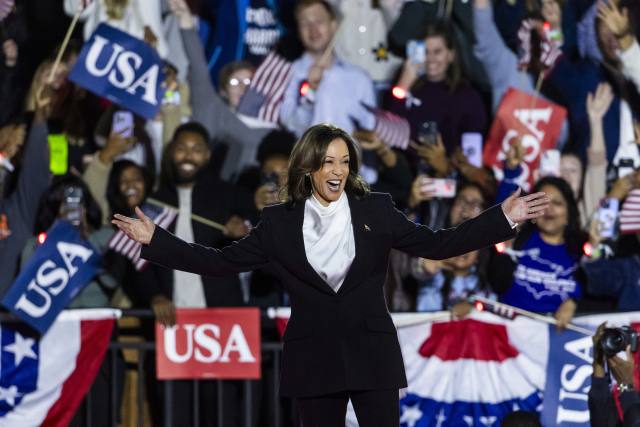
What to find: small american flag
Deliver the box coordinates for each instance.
[0,0,14,21]
[621,189,640,234]
[362,104,411,150]
[108,203,177,271]
[236,51,294,123]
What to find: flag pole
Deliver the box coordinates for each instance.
[48,2,83,84]
[146,198,226,231]
[471,294,595,336]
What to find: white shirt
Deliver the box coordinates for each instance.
[173,187,207,308]
[303,192,355,292]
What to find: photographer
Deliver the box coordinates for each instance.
[590,322,640,427]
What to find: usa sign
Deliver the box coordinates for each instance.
[69,23,166,120]
[156,308,261,380]
[483,88,567,192]
[3,221,101,333]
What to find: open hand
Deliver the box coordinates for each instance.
[587,83,614,122]
[112,206,156,245]
[500,187,549,224]
[169,0,194,29]
[598,1,630,38]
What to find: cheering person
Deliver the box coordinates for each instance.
[113,123,548,427]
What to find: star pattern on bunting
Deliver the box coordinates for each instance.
[0,385,20,407]
[399,402,423,427]
[4,332,37,366]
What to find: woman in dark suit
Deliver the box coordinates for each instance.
[113,123,549,427]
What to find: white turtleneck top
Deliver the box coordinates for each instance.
[302,192,355,292]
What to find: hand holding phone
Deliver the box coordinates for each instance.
[461,133,483,168]
[113,111,134,138]
[540,149,560,177]
[618,158,635,178]
[598,198,619,238]
[406,40,425,76]
[63,187,84,226]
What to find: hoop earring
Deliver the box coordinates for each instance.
[531,218,537,224]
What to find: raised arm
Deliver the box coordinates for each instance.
[113,207,267,277]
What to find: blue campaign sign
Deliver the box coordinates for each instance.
[541,324,597,427]
[69,23,166,120]
[2,221,101,334]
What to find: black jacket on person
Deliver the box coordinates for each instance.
[141,191,517,397]
[589,376,640,427]
[133,172,254,308]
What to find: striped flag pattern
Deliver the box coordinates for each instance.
[236,51,294,123]
[108,204,176,270]
[362,104,411,150]
[621,189,640,234]
[0,0,14,21]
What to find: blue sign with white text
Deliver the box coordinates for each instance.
[69,23,166,119]
[541,324,596,427]
[2,221,100,334]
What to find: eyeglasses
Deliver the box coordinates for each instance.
[229,78,251,86]
[453,197,483,213]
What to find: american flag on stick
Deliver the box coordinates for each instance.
[362,104,411,150]
[621,188,640,234]
[236,51,294,123]
[108,203,177,271]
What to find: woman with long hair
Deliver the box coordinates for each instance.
[389,21,487,173]
[113,123,547,426]
[489,176,586,330]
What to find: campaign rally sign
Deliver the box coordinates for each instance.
[483,88,567,192]
[69,23,166,120]
[2,221,101,334]
[156,308,261,380]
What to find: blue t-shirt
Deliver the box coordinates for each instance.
[502,232,581,312]
[416,269,497,312]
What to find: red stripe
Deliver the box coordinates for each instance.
[41,318,114,427]
[255,54,280,93]
[249,52,274,90]
[262,65,293,122]
[419,318,519,362]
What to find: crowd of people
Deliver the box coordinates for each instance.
[1,0,640,424]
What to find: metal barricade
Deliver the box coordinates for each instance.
[80,309,292,427]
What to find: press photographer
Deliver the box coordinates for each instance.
[589,322,640,427]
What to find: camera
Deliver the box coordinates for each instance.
[600,326,640,358]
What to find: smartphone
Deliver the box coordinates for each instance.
[461,133,483,168]
[406,40,425,76]
[619,158,635,178]
[113,111,134,138]
[63,186,83,226]
[431,178,456,198]
[540,149,561,177]
[418,122,438,146]
[598,198,619,238]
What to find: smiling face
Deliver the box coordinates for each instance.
[449,186,484,226]
[536,184,568,239]
[560,154,583,200]
[119,165,145,210]
[309,138,350,206]
[297,3,337,56]
[424,36,455,83]
[172,131,210,186]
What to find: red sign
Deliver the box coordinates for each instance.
[483,88,567,192]
[156,308,261,380]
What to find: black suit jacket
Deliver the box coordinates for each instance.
[141,192,517,397]
[135,176,254,308]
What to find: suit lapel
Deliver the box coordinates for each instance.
[338,193,375,295]
[272,202,337,296]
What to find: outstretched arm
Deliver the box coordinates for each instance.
[389,189,548,259]
[112,207,268,277]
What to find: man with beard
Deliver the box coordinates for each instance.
[136,122,254,427]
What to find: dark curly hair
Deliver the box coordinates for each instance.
[106,160,154,219]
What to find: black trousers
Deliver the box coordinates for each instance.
[297,389,399,427]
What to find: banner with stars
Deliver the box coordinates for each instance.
[0,309,119,426]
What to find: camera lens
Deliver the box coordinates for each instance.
[601,329,626,358]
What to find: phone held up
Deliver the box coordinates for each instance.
[63,186,84,226]
[113,111,134,138]
[461,133,483,168]
[406,40,425,76]
[618,158,635,178]
[598,198,619,239]
[420,177,456,199]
